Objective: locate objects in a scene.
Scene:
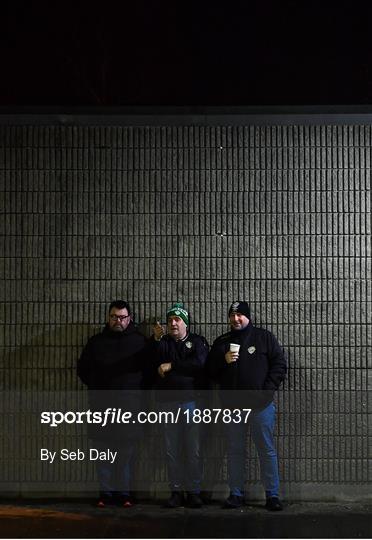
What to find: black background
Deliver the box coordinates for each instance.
[1,2,372,107]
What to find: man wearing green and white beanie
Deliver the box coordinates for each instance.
[152,303,209,508]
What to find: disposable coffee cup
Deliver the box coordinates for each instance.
[230,343,240,353]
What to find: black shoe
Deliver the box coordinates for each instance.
[186,493,203,508]
[165,491,184,508]
[200,490,213,504]
[223,493,244,508]
[265,496,283,511]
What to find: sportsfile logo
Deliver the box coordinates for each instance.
[40,408,252,427]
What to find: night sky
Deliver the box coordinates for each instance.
[1,2,372,107]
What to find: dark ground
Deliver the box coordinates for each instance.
[0,500,371,538]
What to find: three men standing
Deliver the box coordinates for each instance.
[77,299,286,510]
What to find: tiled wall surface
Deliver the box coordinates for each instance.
[0,123,371,498]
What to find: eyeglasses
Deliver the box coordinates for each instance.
[110,314,130,322]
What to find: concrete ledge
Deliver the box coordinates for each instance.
[1,482,371,503]
[3,107,372,125]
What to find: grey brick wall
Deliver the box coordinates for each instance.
[0,121,371,500]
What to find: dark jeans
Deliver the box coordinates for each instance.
[93,439,136,499]
[160,401,201,494]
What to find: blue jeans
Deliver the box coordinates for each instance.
[225,402,280,498]
[160,401,201,493]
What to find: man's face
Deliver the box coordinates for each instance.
[108,307,131,332]
[229,312,249,331]
[167,315,187,340]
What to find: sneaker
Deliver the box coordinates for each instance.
[164,491,184,508]
[186,493,203,508]
[121,495,134,508]
[96,497,115,508]
[223,493,244,508]
[265,496,283,511]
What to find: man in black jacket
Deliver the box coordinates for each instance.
[208,301,287,511]
[152,302,209,508]
[77,300,146,508]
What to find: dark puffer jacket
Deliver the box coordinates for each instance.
[207,322,287,410]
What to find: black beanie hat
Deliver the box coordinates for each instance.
[228,301,251,319]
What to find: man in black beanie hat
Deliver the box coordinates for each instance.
[208,301,287,511]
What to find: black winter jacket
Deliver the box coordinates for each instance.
[77,323,146,390]
[151,333,209,402]
[208,322,287,410]
[77,323,147,441]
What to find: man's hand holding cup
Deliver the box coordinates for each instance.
[225,343,240,364]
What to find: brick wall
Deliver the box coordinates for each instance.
[0,120,371,499]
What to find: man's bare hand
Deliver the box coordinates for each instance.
[225,351,239,364]
[153,322,165,341]
[158,363,172,377]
